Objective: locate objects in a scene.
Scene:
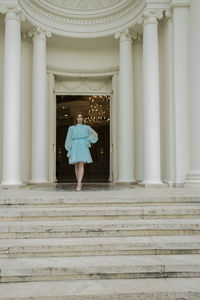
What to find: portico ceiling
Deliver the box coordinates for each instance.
[43,0,120,10]
[19,0,146,38]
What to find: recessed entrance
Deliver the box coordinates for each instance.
[56,95,110,182]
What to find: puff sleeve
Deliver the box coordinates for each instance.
[64,126,73,157]
[86,125,98,147]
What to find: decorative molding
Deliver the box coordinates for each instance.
[54,77,112,94]
[43,0,119,10]
[18,0,146,38]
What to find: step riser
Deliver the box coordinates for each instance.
[1,214,200,221]
[1,249,200,258]
[1,230,200,239]
[1,198,200,207]
[1,272,200,283]
[0,292,199,300]
[1,201,200,208]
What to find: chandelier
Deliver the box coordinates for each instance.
[84,95,110,125]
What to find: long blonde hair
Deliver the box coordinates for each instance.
[74,111,84,125]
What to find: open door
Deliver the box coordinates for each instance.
[56,95,110,182]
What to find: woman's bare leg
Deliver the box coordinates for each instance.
[77,161,84,189]
[74,163,79,181]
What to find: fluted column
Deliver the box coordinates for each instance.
[0,5,25,186]
[28,28,51,183]
[139,10,164,186]
[115,29,135,183]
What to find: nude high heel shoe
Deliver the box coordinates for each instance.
[76,183,82,191]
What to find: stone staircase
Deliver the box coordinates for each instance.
[0,187,200,299]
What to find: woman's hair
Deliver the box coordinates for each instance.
[74,111,84,125]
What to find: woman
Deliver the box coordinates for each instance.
[64,112,98,191]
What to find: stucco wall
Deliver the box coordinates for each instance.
[46,36,119,72]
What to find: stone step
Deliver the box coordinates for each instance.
[1,195,200,207]
[0,219,200,239]
[0,254,200,283]
[1,235,200,258]
[0,278,200,299]
[1,205,200,221]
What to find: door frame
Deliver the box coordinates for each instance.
[47,70,119,183]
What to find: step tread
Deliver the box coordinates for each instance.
[1,218,200,226]
[1,235,200,247]
[1,205,200,213]
[0,278,200,299]
[0,235,200,249]
[0,254,200,270]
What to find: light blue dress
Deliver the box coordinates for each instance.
[64,123,98,164]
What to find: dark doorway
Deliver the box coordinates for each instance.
[56,95,110,182]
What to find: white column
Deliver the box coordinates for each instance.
[185,0,200,186]
[29,28,51,183]
[1,6,24,186]
[115,29,135,183]
[140,10,164,186]
[172,2,190,186]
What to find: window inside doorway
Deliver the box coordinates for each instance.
[56,95,110,182]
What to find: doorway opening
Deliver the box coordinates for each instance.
[56,95,110,182]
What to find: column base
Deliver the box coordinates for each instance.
[0,182,27,189]
[28,179,49,185]
[174,183,185,187]
[114,178,137,185]
[184,170,200,187]
[138,180,168,188]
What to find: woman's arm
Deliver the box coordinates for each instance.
[86,125,98,147]
[64,126,73,154]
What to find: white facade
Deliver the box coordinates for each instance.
[0,0,199,187]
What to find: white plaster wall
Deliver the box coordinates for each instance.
[0,22,4,183]
[46,36,119,71]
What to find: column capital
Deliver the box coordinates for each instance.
[165,9,173,23]
[0,4,25,22]
[28,27,52,41]
[115,28,136,43]
[137,9,163,26]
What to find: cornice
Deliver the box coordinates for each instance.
[169,0,190,8]
[47,66,119,78]
[18,0,146,38]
